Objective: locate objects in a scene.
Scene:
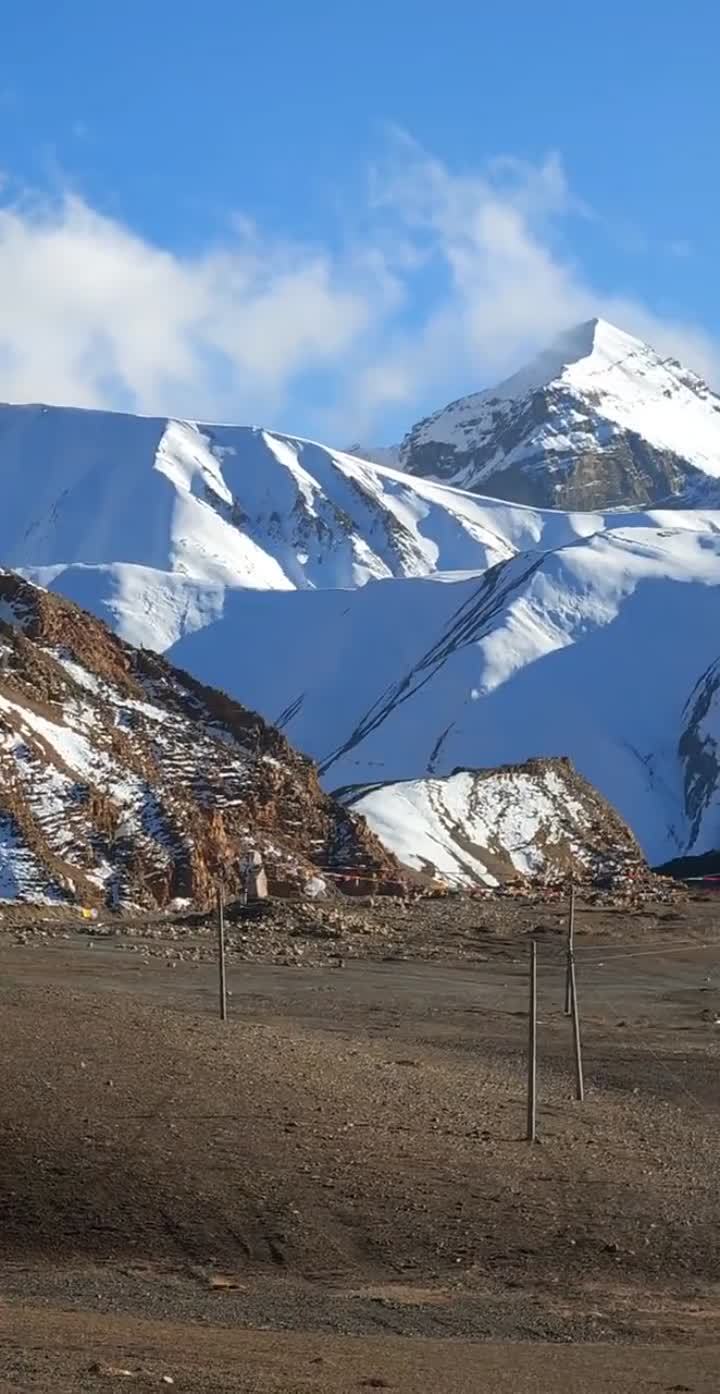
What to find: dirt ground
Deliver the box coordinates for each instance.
[1,894,719,1390]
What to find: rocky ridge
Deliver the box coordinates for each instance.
[344,757,654,889]
[0,572,400,908]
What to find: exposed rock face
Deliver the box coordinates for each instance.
[679,657,720,852]
[0,572,400,907]
[403,401,699,511]
[344,757,649,889]
[399,320,720,509]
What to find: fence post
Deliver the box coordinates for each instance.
[217,884,227,1022]
[526,939,537,1142]
[569,948,584,1102]
[564,884,575,1015]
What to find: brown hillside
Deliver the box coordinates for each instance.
[0,572,400,908]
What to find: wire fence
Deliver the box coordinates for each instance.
[6,891,719,1159]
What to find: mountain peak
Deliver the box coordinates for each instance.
[551,316,644,363]
[489,317,653,405]
[398,317,720,509]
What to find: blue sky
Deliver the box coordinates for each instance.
[0,1,718,441]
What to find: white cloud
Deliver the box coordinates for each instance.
[336,136,720,436]
[0,142,715,440]
[0,191,394,421]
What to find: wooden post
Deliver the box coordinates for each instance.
[217,884,227,1022]
[564,883,575,1015]
[526,940,537,1142]
[569,949,584,1102]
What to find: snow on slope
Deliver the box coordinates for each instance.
[345,759,644,887]
[19,564,229,653]
[399,319,720,508]
[30,503,720,654]
[4,405,719,650]
[0,403,529,592]
[0,812,56,902]
[6,397,720,650]
[169,526,720,866]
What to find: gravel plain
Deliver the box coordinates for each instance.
[1,894,718,1391]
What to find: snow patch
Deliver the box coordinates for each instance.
[348,766,596,886]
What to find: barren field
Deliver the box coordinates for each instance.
[1,893,719,1391]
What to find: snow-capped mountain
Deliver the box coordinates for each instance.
[0,403,555,646]
[3,398,718,650]
[0,571,397,905]
[167,525,720,867]
[399,319,720,509]
[0,403,523,647]
[3,325,720,877]
[0,403,515,593]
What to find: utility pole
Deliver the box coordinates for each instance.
[526,939,537,1142]
[564,883,575,1015]
[217,884,227,1022]
[568,943,584,1102]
